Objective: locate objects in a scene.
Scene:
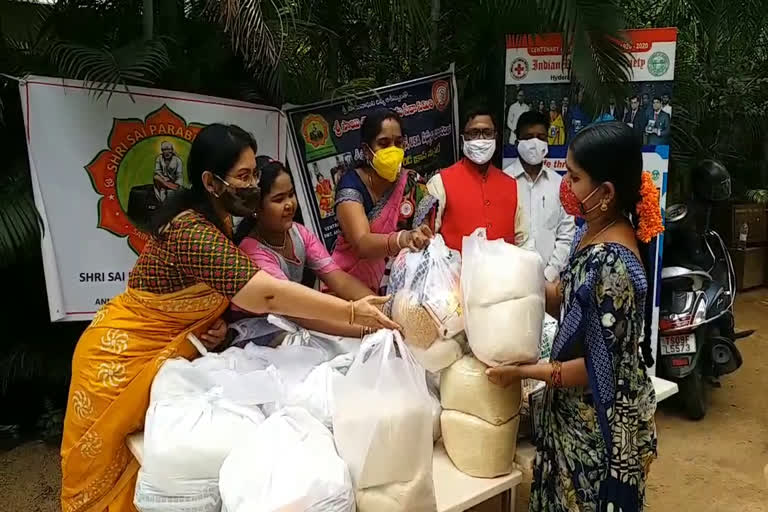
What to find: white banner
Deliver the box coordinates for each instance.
[20,76,287,321]
[505,28,677,84]
[502,28,678,373]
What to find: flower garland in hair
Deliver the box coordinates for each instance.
[635,171,664,243]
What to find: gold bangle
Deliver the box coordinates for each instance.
[349,300,355,325]
[387,232,397,256]
[550,360,563,388]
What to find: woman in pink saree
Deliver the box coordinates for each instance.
[333,109,433,293]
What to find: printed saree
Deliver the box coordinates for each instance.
[60,283,227,512]
[530,228,657,512]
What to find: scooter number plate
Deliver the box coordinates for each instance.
[660,334,697,355]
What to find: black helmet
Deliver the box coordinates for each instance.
[691,160,731,202]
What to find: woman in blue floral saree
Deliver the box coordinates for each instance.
[487,122,664,512]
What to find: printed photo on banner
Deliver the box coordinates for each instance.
[308,152,353,219]
[85,105,205,253]
[285,71,459,250]
[21,76,285,321]
[504,81,674,159]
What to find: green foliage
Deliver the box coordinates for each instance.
[747,189,768,204]
[50,38,171,100]
[0,157,41,269]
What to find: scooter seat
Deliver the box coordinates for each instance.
[661,266,711,281]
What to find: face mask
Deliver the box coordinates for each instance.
[369,145,404,182]
[214,175,261,217]
[462,138,496,165]
[517,138,548,166]
[559,178,602,219]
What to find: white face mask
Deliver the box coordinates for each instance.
[517,138,548,166]
[462,138,496,165]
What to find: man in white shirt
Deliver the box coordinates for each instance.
[662,93,672,117]
[506,88,529,144]
[504,111,576,282]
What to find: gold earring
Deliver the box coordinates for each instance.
[600,200,608,212]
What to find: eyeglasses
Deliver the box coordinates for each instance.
[463,129,496,141]
[216,172,260,188]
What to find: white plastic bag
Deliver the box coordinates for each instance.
[386,235,464,347]
[136,391,266,512]
[260,352,356,423]
[461,228,545,366]
[151,354,283,407]
[277,361,340,429]
[332,330,436,511]
[134,473,221,512]
[427,376,442,442]
[268,315,362,360]
[244,344,326,388]
[219,407,355,512]
[143,393,265,478]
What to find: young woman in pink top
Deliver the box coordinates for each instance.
[230,157,376,344]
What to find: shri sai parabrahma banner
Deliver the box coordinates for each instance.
[284,69,460,250]
[502,28,678,369]
[20,76,287,321]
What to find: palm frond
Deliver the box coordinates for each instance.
[328,77,378,101]
[201,0,285,71]
[49,38,170,100]
[0,158,42,269]
[746,189,768,204]
[551,0,630,107]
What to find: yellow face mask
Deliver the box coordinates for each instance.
[369,145,405,182]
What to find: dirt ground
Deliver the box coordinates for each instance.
[646,289,768,511]
[1,291,767,512]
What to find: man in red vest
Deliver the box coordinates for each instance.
[417,106,531,253]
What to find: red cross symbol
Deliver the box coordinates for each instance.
[514,62,526,76]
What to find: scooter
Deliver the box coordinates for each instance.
[657,161,753,420]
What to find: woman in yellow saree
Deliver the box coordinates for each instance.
[60,123,398,512]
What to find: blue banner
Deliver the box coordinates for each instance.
[285,71,459,250]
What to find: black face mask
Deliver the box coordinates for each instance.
[214,175,261,217]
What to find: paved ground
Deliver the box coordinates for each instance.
[1,290,767,511]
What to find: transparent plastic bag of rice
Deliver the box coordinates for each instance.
[386,235,464,349]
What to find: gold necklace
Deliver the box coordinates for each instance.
[258,230,287,251]
[579,218,619,250]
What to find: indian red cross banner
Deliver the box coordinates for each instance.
[502,28,678,372]
[20,76,287,321]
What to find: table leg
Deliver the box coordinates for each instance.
[505,489,516,512]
